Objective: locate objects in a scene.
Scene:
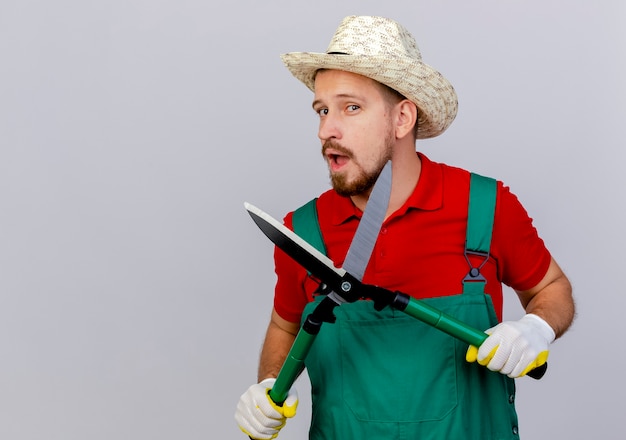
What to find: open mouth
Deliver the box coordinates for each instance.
[329,153,348,165]
[322,140,354,172]
[323,143,352,170]
[326,152,350,171]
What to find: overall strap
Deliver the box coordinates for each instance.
[463,173,497,295]
[292,178,496,296]
[292,198,327,256]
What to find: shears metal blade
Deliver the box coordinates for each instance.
[342,160,392,282]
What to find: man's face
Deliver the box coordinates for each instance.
[312,70,396,197]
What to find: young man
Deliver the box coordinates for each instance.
[235,16,575,439]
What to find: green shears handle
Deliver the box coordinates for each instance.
[268,329,314,405]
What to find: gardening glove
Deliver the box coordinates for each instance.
[466,313,555,378]
[235,378,298,439]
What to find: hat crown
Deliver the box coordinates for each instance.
[326,16,422,62]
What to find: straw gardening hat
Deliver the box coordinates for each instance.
[281,16,458,139]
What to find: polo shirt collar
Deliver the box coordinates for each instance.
[330,152,443,225]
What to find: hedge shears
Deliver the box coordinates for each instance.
[244,162,546,407]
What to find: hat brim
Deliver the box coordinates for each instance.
[281,52,458,139]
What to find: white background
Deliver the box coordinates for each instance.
[1,1,624,439]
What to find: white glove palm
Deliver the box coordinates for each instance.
[235,378,298,440]
[466,314,555,378]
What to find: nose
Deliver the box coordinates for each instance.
[318,112,341,142]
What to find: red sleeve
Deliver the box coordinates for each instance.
[272,212,314,323]
[492,183,552,291]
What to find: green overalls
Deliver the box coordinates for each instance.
[292,174,521,440]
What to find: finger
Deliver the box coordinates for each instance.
[465,345,479,363]
[478,344,499,367]
[493,342,527,376]
[476,331,500,363]
[282,392,299,418]
[236,405,280,440]
[255,391,284,419]
[238,397,283,427]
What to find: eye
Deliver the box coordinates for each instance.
[316,108,329,116]
[347,104,360,112]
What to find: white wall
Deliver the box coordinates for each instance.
[1,1,623,438]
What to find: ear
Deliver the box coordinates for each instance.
[395,100,418,140]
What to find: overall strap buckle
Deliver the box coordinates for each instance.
[463,249,490,283]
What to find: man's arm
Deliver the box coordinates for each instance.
[258,308,300,381]
[516,257,575,338]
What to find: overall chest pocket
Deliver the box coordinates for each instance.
[339,310,459,423]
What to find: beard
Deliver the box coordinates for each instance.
[322,131,394,197]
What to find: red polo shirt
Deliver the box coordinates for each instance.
[273,153,551,323]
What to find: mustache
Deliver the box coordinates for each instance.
[321,140,354,158]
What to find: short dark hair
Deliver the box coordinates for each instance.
[376,82,421,139]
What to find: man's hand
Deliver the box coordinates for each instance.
[466,314,555,378]
[235,378,298,439]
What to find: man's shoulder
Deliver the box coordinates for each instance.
[293,188,347,213]
[422,154,507,195]
[422,153,473,181]
[284,189,342,226]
